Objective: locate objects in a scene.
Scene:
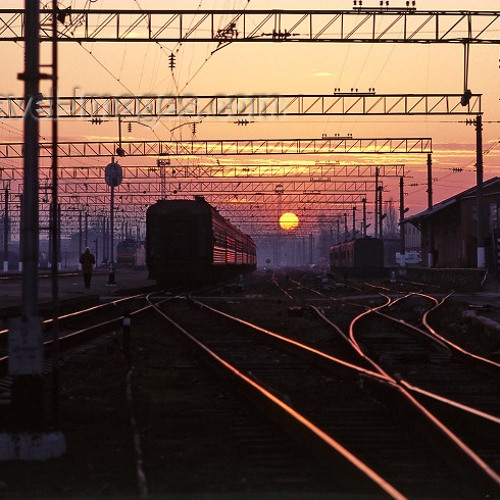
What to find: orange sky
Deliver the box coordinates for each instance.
[1,0,499,237]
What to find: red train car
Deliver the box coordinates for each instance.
[329,237,384,278]
[116,239,146,268]
[146,197,256,287]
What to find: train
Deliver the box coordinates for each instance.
[146,197,257,287]
[329,237,384,278]
[116,239,146,268]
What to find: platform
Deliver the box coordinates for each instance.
[0,268,157,310]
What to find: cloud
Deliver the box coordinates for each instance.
[314,72,334,77]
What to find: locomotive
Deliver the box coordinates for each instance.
[116,239,146,268]
[329,237,384,278]
[146,197,257,287]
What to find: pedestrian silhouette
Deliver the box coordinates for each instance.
[79,247,96,289]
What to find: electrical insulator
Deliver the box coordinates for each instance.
[127,122,132,133]
[91,117,103,124]
[192,123,197,134]
[169,53,176,69]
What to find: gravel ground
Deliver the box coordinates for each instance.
[0,270,498,498]
[0,303,343,499]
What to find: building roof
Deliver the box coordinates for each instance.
[404,176,500,225]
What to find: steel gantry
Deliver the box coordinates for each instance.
[151,163,406,179]
[3,4,494,243]
[0,137,432,159]
[0,93,482,119]
[23,191,367,209]
[1,8,500,43]
[0,163,404,181]
[52,179,375,196]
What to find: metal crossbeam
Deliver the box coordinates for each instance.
[0,163,405,180]
[1,93,482,119]
[33,192,365,208]
[54,179,373,195]
[0,138,432,158]
[1,8,499,43]
[158,163,406,179]
[203,193,367,204]
[221,206,359,216]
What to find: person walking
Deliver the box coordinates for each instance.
[79,247,96,289]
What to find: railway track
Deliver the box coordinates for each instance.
[347,292,500,480]
[0,292,155,408]
[352,293,500,415]
[1,269,498,497]
[147,290,500,499]
[266,272,500,493]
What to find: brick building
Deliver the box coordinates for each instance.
[404,177,500,273]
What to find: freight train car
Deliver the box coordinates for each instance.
[329,237,384,278]
[116,239,146,268]
[146,197,256,287]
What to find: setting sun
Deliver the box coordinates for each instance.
[279,212,299,231]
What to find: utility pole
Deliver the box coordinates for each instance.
[157,159,170,200]
[57,204,61,271]
[427,153,434,267]
[475,114,486,269]
[362,198,367,238]
[1,0,65,461]
[352,206,356,239]
[3,187,8,272]
[49,0,62,428]
[399,177,406,269]
[84,210,88,248]
[309,233,313,265]
[275,184,283,267]
[11,0,43,430]
[374,167,379,238]
[78,211,82,259]
[378,186,384,241]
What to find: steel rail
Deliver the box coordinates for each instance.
[269,285,500,489]
[311,301,500,426]
[186,294,500,490]
[148,295,406,500]
[422,293,500,370]
[190,294,387,379]
[0,293,148,337]
[272,279,500,428]
[0,294,159,374]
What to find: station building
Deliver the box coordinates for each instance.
[404,177,500,275]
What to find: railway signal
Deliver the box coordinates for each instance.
[105,162,123,286]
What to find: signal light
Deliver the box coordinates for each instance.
[460,89,472,106]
